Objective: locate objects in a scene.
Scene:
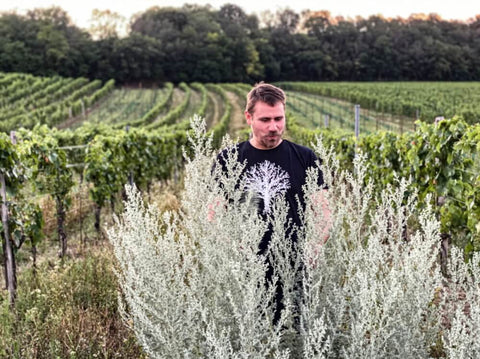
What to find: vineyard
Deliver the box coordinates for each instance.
[280,81,480,125]
[1,73,480,358]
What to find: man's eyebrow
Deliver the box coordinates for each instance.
[258,116,284,120]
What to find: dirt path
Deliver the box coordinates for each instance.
[170,87,185,108]
[184,88,200,120]
[226,91,247,139]
[206,90,222,129]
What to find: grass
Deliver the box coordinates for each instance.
[0,243,146,358]
[0,179,184,358]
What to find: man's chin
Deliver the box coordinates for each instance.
[262,138,282,149]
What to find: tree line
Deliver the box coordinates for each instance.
[1,5,480,84]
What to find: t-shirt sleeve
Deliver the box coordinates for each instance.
[309,150,328,190]
[212,148,229,181]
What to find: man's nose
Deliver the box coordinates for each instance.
[267,121,277,131]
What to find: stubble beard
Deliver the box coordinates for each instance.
[260,131,283,149]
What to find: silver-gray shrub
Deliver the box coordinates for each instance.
[302,141,442,358]
[442,247,480,359]
[108,117,479,358]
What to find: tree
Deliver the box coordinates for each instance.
[88,9,126,40]
[275,8,300,34]
[130,6,188,40]
[0,13,43,74]
[303,10,332,37]
[27,6,72,29]
[36,24,70,73]
[111,33,164,84]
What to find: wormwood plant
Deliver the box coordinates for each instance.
[109,117,479,358]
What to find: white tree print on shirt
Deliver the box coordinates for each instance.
[243,160,291,215]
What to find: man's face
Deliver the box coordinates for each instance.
[245,101,285,150]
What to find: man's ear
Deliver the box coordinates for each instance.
[245,110,252,125]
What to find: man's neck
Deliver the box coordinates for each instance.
[249,138,283,150]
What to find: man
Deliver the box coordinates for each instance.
[212,83,331,322]
[216,82,330,249]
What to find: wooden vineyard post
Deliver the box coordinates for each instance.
[324,114,329,128]
[1,173,16,308]
[1,132,17,308]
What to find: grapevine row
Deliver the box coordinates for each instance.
[279,81,480,125]
[144,82,191,130]
[0,74,114,132]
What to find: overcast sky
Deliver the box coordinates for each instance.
[2,0,478,30]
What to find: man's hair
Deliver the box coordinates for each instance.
[245,82,286,115]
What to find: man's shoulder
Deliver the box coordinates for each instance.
[237,140,250,149]
[217,141,248,155]
[216,141,249,164]
[282,139,316,156]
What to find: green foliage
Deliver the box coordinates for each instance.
[0,132,43,250]
[18,126,74,210]
[2,8,480,83]
[84,134,125,207]
[406,117,467,201]
[0,247,146,358]
[358,131,409,186]
[442,124,480,252]
[0,132,26,196]
[84,127,187,208]
[287,115,480,253]
[8,201,44,249]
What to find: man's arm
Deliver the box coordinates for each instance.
[306,189,332,268]
[312,189,332,245]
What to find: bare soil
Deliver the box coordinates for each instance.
[226,90,248,139]
[184,88,201,119]
[170,87,185,109]
[206,90,222,128]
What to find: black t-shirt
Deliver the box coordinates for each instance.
[217,139,326,253]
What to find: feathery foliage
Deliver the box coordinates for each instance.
[108,117,479,358]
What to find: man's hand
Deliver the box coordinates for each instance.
[312,189,332,245]
[207,197,224,222]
